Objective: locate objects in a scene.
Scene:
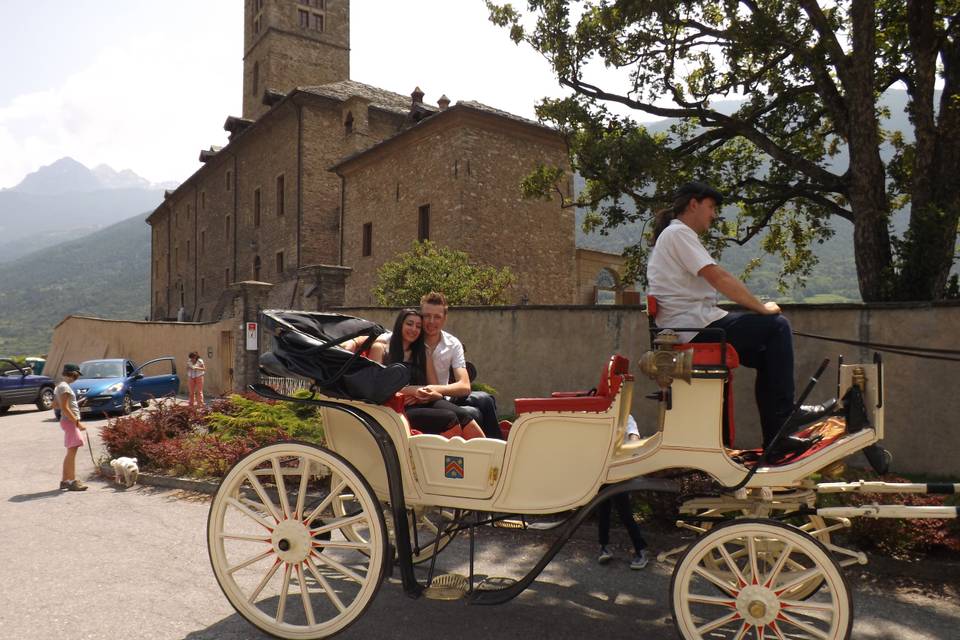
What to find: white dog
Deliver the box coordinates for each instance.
[110,457,140,487]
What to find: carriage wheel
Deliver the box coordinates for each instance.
[687,507,830,601]
[208,441,387,639]
[671,519,852,640]
[333,495,460,565]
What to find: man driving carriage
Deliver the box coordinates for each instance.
[647,181,837,447]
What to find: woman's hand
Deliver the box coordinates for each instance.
[415,386,443,401]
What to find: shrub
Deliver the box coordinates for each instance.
[100,394,323,479]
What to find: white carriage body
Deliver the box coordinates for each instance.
[319,358,885,514]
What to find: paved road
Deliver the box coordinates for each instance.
[2,405,958,639]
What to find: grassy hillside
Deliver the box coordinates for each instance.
[0,212,151,355]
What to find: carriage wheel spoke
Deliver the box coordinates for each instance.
[313,551,365,583]
[769,621,787,640]
[296,563,316,627]
[227,497,275,531]
[311,513,368,537]
[696,610,741,635]
[246,558,283,604]
[779,611,831,639]
[272,458,292,519]
[227,549,274,575]
[733,622,751,640]
[315,539,372,551]
[774,567,822,595]
[244,470,282,522]
[764,542,795,588]
[220,532,271,543]
[780,598,836,612]
[275,563,293,623]
[718,542,748,587]
[687,593,738,608]
[294,457,312,520]
[304,478,347,524]
[306,557,347,613]
[747,536,761,584]
[693,565,738,595]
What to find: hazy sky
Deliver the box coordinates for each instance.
[0,0,616,189]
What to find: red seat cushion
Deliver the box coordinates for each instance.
[673,342,740,369]
[515,355,630,414]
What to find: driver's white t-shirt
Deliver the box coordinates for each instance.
[647,219,727,342]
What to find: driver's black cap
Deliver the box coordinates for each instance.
[62,363,81,376]
[674,181,723,205]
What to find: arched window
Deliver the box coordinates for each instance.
[344,111,354,134]
[594,268,619,305]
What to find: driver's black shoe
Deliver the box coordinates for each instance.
[783,398,838,433]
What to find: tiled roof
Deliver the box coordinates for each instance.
[299,80,436,116]
[456,100,547,129]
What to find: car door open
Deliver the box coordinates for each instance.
[130,357,180,403]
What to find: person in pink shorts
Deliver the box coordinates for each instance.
[54,363,88,491]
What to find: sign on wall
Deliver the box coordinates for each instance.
[246,322,258,351]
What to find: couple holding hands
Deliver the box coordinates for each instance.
[344,291,500,441]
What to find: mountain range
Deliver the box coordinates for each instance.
[0,157,170,262]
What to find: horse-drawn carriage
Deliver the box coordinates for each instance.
[206,310,958,639]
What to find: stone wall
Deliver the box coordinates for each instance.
[338,107,576,306]
[46,316,236,396]
[340,302,960,477]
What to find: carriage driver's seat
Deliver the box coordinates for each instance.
[647,295,739,447]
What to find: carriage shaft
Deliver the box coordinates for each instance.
[816,481,959,495]
[817,505,958,519]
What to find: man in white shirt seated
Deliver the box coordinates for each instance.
[647,181,835,448]
[415,291,502,439]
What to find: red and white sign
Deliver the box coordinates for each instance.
[245,322,258,351]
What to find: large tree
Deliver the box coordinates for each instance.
[488,0,960,301]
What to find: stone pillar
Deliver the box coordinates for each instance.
[229,280,274,392]
[297,264,351,310]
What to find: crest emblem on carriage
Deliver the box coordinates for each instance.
[444,455,464,479]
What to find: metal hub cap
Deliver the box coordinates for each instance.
[271,520,311,563]
[736,585,780,626]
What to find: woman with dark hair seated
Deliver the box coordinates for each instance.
[370,309,484,439]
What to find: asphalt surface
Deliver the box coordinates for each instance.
[2,404,958,640]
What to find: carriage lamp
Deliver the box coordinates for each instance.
[639,331,693,388]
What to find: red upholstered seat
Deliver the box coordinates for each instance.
[514,355,631,414]
[383,392,407,414]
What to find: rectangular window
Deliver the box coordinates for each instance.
[225,214,231,238]
[187,240,191,259]
[175,246,179,264]
[187,204,192,219]
[253,188,261,227]
[276,251,284,275]
[201,230,206,251]
[254,15,260,34]
[276,174,285,216]
[362,222,372,257]
[225,268,231,287]
[299,9,310,28]
[314,13,324,31]
[418,204,430,241]
[226,170,232,191]
[201,191,206,210]
[200,277,205,295]
[252,61,259,96]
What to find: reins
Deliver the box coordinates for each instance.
[792,330,960,362]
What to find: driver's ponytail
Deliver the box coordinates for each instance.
[650,196,689,245]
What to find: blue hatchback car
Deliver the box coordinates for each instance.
[71,357,180,416]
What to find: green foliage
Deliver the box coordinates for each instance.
[372,240,516,306]
[471,381,499,397]
[487,1,960,302]
[102,394,323,479]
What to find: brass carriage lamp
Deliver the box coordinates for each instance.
[639,330,693,388]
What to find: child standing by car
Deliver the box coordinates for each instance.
[597,415,648,569]
[187,351,206,406]
[55,363,87,491]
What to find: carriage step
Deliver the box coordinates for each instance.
[476,576,518,591]
[424,573,469,600]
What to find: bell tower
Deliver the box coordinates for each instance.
[243,0,351,120]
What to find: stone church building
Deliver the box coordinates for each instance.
[148,0,630,322]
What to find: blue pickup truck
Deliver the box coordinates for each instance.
[0,358,56,413]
